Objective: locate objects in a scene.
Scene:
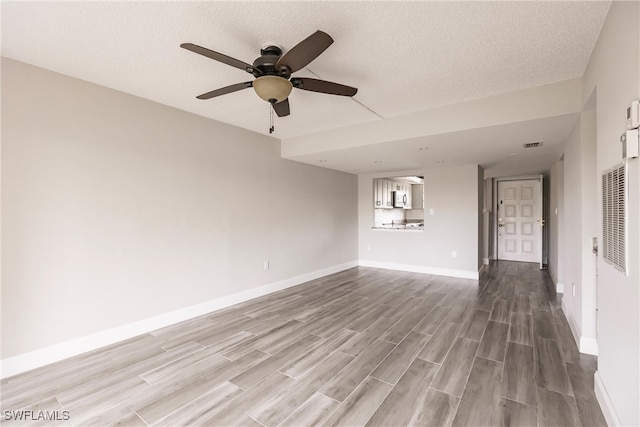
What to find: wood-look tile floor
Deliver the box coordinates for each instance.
[1,261,607,426]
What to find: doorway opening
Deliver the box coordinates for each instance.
[494,176,544,268]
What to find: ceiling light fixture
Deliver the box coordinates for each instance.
[418,147,429,151]
[509,152,517,156]
[436,160,445,164]
[253,76,293,103]
[319,159,328,163]
[373,160,382,164]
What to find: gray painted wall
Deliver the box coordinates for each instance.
[358,165,481,276]
[477,166,484,270]
[562,118,586,335]
[569,2,639,424]
[483,178,494,263]
[1,58,358,359]
[548,158,563,287]
[561,110,599,347]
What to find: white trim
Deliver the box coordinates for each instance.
[579,336,598,356]
[494,176,544,266]
[562,297,582,343]
[0,260,358,379]
[358,259,479,280]
[595,371,621,427]
[547,265,563,293]
[561,297,598,356]
[478,263,487,275]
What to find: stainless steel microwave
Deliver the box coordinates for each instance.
[392,191,407,207]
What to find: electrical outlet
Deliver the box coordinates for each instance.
[263,261,269,271]
[572,283,576,297]
[429,208,435,215]
[451,250,457,258]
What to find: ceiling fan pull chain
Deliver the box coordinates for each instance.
[269,102,275,134]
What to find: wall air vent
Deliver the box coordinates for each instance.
[523,142,543,149]
[602,163,627,274]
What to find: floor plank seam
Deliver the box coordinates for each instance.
[368,375,395,386]
[250,415,268,427]
[427,385,460,399]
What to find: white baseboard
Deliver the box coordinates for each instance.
[479,263,487,274]
[547,266,563,293]
[358,260,479,280]
[561,297,598,356]
[595,371,622,427]
[0,260,359,379]
[561,297,579,340]
[579,336,598,355]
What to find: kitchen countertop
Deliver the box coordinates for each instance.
[372,222,424,230]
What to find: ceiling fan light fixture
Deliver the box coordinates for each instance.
[181,30,356,118]
[253,76,292,103]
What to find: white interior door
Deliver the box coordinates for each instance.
[497,179,542,263]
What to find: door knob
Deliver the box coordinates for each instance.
[498,223,504,227]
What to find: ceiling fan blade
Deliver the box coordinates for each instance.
[273,98,290,117]
[291,77,357,97]
[181,43,254,74]
[276,31,333,73]
[196,82,253,99]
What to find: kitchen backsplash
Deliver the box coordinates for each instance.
[374,208,425,225]
[374,208,405,225]
[405,209,424,221]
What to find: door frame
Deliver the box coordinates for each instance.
[493,175,544,269]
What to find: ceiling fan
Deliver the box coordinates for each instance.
[180,30,358,118]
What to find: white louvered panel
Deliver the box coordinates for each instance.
[617,166,626,270]
[602,164,627,274]
[602,175,608,257]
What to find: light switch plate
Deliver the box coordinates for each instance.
[621,128,639,159]
[626,100,639,129]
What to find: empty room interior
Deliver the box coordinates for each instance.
[1,1,639,426]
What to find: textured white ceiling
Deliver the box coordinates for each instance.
[2,1,610,142]
[2,2,610,178]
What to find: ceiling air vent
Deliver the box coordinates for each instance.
[523,142,543,149]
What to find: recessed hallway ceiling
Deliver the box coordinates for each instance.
[2,1,610,141]
[286,113,579,177]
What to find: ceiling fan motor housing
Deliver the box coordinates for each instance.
[253,45,291,78]
[260,43,282,57]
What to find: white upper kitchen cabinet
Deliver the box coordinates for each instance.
[374,178,383,208]
[412,184,424,209]
[373,178,394,209]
